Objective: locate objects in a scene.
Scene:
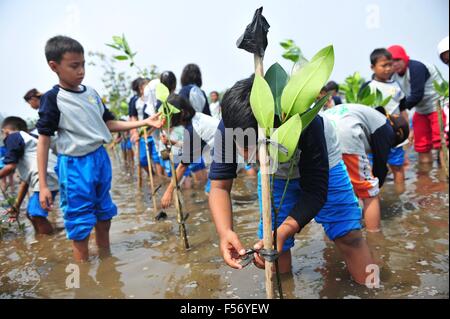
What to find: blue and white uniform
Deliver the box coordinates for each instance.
[179,85,211,115]
[3,131,59,218]
[364,78,407,167]
[36,85,117,240]
[210,115,362,252]
[129,94,160,167]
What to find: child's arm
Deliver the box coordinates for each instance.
[37,135,54,211]
[0,163,16,179]
[7,181,29,220]
[106,113,164,132]
[160,163,189,209]
[209,179,246,269]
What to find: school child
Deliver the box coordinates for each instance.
[179,64,211,115]
[0,117,58,235]
[36,35,164,262]
[362,48,408,184]
[437,36,449,143]
[209,76,374,284]
[209,91,222,120]
[388,45,445,165]
[160,94,219,209]
[324,104,409,233]
[23,89,42,110]
[0,115,15,194]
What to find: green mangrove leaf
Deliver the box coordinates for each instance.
[106,43,121,50]
[269,114,302,163]
[360,92,376,106]
[300,93,330,130]
[250,74,275,136]
[265,63,288,118]
[112,36,123,46]
[114,55,128,61]
[156,83,170,102]
[281,45,334,118]
[168,103,180,114]
[357,85,371,101]
[122,34,131,55]
[380,95,392,107]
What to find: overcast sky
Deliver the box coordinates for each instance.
[0,0,448,121]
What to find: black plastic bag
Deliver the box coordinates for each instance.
[236,7,270,57]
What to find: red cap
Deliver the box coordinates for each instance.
[388,45,410,66]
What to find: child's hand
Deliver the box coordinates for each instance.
[160,134,169,145]
[219,230,247,269]
[39,188,54,211]
[146,112,165,129]
[5,207,18,223]
[160,188,173,209]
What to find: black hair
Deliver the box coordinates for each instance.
[210,91,219,96]
[324,81,339,92]
[23,88,41,102]
[370,48,392,66]
[180,64,202,87]
[45,35,84,63]
[2,116,28,132]
[375,107,409,146]
[167,94,196,127]
[221,76,257,132]
[160,71,177,93]
[131,77,144,95]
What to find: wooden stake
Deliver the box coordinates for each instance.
[168,150,190,249]
[136,136,143,188]
[437,100,449,177]
[254,54,274,299]
[143,128,159,216]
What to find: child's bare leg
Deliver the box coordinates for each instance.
[193,169,208,185]
[418,151,433,164]
[362,196,381,232]
[27,214,54,235]
[389,164,405,184]
[72,237,90,262]
[334,230,374,285]
[95,220,111,257]
[155,163,165,176]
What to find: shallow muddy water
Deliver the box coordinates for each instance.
[0,148,448,299]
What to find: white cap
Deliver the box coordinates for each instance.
[437,36,449,56]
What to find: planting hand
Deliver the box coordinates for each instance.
[160,188,173,209]
[252,217,300,269]
[219,230,247,269]
[39,187,54,211]
[145,112,164,129]
[5,206,19,222]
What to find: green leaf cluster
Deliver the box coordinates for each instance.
[250,44,335,162]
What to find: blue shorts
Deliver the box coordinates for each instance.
[162,160,191,177]
[0,146,6,169]
[27,191,58,218]
[204,178,211,194]
[56,146,117,241]
[258,161,362,252]
[139,137,161,167]
[387,147,405,166]
[126,140,132,150]
[189,157,206,173]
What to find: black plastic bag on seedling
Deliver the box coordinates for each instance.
[236,7,270,57]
